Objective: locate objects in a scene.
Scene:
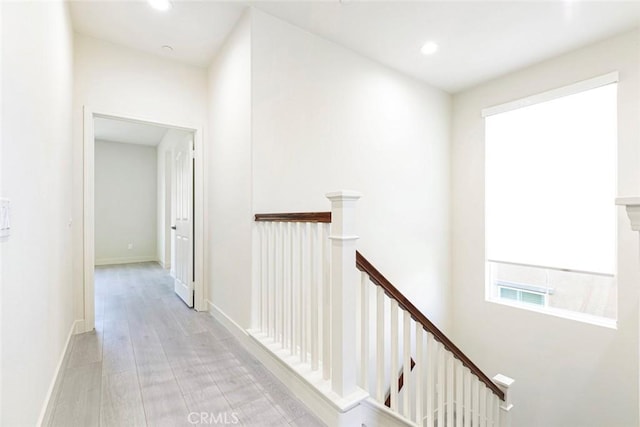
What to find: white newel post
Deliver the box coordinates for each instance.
[326,190,361,398]
[493,374,514,427]
[616,197,640,427]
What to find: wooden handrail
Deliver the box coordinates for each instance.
[384,358,416,408]
[356,251,505,401]
[254,212,331,223]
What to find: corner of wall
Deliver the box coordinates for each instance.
[206,5,254,329]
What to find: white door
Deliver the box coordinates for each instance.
[173,135,194,307]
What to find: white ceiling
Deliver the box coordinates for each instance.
[94,117,169,146]
[70,0,246,68]
[69,1,640,93]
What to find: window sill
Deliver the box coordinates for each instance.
[486,297,617,330]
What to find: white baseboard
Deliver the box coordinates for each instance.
[74,319,84,334]
[37,319,81,427]
[207,300,250,342]
[206,301,371,427]
[94,256,157,266]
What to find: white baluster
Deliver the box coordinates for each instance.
[425,333,435,427]
[494,392,501,427]
[297,222,304,359]
[275,222,282,344]
[263,222,268,334]
[259,223,266,332]
[390,299,399,411]
[487,391,495,427]
[447,352,454,426]
[310,222,318,370]
[402,310,411,418]
[315,224,323,373]
[291,222,298,356]
[288,222,294,355]
[269,222,275,338]
[456,362,463,427]
[300,222,308,362]
[376,286,385,403]
[322,223,331,380]
[305,222,312,362]
[286,222,292,350]
[473,377,480,427]
[359,272,369,390]
[315,223,323,371]
[356,272,362,386]
[415,326,423,425]
[480,384,487,427]
[464,368,471,427]
[437,344,444,427]
[281,222,287,348]
[495,392,502,427]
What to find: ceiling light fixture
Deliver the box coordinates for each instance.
[148,0,172,12]
[420,41,439,56]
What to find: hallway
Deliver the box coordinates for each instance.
[47,263,324,427]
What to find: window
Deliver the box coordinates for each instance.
[496,283,547,307]
[484,73,618,325]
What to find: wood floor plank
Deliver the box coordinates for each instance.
[237,396,288,426]
[50,387,101,427]
[140,379,191,427]
[100,370,146,427]
[172,362,216,395]
[132,339,175,389]
[102,335,137,376]
[50,362,102,427]
[183,383,231,414]
[66,331,103,368]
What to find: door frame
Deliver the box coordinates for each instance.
[164,149,173,271]
[82,106,206,333]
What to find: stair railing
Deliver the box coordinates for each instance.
[357,250,512,426]
[253,191,513,426]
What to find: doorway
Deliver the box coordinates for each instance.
[82,107,205,333]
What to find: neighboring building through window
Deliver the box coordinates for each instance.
[484,73,618,325]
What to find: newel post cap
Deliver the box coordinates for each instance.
[615,197,640,206]
[616,196,640,232]
[493,374,515,388]
[325,190,362,201]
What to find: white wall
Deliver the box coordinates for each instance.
[206,9,451,331]
[251,10,452,329]
[0,3,4,421]
[1,1,75,425]
[206,11,253,327]
[73,34,207,322]
[95,140,157,265]
[451,30,640,427]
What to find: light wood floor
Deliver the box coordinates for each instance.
[47,262,325,427]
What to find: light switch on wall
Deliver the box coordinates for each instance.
[0,199,10,238]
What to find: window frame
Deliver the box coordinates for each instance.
[482,73,619,329]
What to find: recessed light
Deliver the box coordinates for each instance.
[162,45,174,53]
[420,41,439,56]
[148,0,172,12]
